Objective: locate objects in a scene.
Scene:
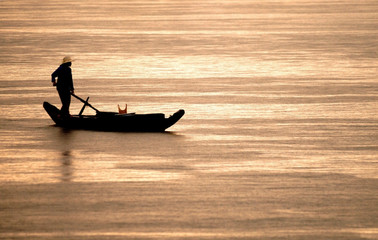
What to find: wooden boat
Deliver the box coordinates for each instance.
[43,94,185,132]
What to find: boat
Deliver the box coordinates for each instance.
[43,94,185,132]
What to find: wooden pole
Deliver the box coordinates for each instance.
[71,93,100,113]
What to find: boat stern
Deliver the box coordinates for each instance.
[165,109,185,130]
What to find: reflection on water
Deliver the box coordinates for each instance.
[0,128,189,184]
[57,129,73,182]
[60,150,72,182]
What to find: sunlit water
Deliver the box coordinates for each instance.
[0,0,377,239]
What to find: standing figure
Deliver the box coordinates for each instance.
[51,56,75,118]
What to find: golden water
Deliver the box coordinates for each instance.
[0,0,377,239]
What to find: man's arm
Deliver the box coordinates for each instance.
[69,68,74,93]
[51,67,60,86]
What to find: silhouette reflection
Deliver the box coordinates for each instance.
[60,150,72,182]
[57,128,74,182]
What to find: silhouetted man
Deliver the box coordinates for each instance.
[51,56,74,118]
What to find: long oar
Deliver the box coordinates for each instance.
[71,93,100,113]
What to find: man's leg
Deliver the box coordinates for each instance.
[58,89,71,117]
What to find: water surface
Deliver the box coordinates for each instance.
[0,0,377,239]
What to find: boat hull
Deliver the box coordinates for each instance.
[43,102,184,132]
